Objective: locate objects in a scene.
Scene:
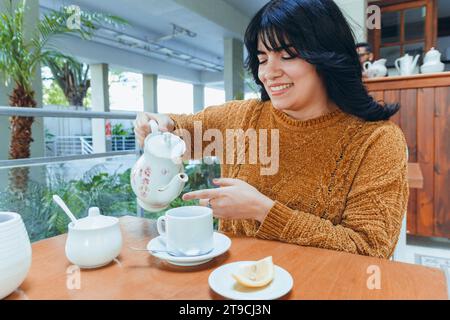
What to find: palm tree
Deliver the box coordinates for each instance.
[0,0,126,191]
[43,52,90,107]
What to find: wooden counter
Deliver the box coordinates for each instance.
[365,72,450,239]
[6,216,448,300]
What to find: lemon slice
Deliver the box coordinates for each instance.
[231,256,274,288]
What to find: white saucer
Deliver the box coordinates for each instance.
[208,261,293,300]
[147,232,231,266]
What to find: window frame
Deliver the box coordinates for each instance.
[368,0,437,62]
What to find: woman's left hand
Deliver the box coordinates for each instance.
[182,178,275,223]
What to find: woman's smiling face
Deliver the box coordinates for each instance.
[257,36,327,114]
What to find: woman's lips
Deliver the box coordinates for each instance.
[270,83,294,96]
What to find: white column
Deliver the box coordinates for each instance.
[193,84,205,113]
[224,38,244,101]
[90,63,110,153]
[143,74,158,113]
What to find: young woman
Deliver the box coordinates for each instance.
[134,0,409,259]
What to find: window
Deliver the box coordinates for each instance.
[369,0,437,67]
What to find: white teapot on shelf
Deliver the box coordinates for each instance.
[130,120,188,212]
[363,59,388,78]
[395,53,420,76]
[420,47,445,74]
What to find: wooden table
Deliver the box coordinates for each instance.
[7,216,447,300]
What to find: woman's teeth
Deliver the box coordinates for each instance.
[271,84,293,92]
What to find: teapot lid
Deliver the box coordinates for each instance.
[72,207,118,230]
[144,132,186,159]
[425,47,440,55]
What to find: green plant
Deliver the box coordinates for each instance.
[112,123,128,136]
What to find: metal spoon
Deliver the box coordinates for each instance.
[128,246,212,257]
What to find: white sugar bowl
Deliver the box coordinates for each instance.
[65,207,122,269]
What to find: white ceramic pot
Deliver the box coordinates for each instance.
[420,62,445,74]
[65,208,122,269]
[0,212,32,300]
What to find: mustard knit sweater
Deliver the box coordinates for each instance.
[170,99,409,259]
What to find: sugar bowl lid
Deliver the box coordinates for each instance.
[71,207,118,230]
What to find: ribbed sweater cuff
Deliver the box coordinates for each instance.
[256,201,294,240]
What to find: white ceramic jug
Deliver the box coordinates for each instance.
[395,53,420,76]
[363,59,388,78]
[131,120,188,212]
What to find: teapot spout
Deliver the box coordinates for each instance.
[157,173,189,204]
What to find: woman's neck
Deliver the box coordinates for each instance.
[282,99,338,121]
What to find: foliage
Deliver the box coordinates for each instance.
[83,87,91,107]
[112,123,128,136]
[43,51,91,106]
[0,0,127,94]
[0,160,221,241]
[43,80,68,106]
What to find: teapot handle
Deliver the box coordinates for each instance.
[363,61,371,72]
[149,119,160,135]
[394,58,401,74]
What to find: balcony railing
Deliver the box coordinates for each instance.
[0,106,137,168]
[0,105,220,243]
[44,135,135,157]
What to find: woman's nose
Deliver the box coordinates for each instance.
[263,61,283,80]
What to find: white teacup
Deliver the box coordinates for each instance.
[156,206,213,256]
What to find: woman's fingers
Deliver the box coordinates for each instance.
[134,112,175,148]
[182,188,223,201]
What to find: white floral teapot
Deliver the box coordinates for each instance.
[131,120,188,212]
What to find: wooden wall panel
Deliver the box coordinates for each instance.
[400,89,418,236]
[372,91,384,104]
[385,90,401,127]
[366,73,450,239]
[416,88,435,236]
[400,89,418,161]
[434,87,450,237]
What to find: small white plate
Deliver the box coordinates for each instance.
[147,232,231,266]
[208,261,293,300]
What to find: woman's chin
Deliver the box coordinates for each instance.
[270,100,292,112]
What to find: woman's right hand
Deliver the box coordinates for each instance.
[133,112,175,148]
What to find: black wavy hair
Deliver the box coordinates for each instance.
[244,0,399,121]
